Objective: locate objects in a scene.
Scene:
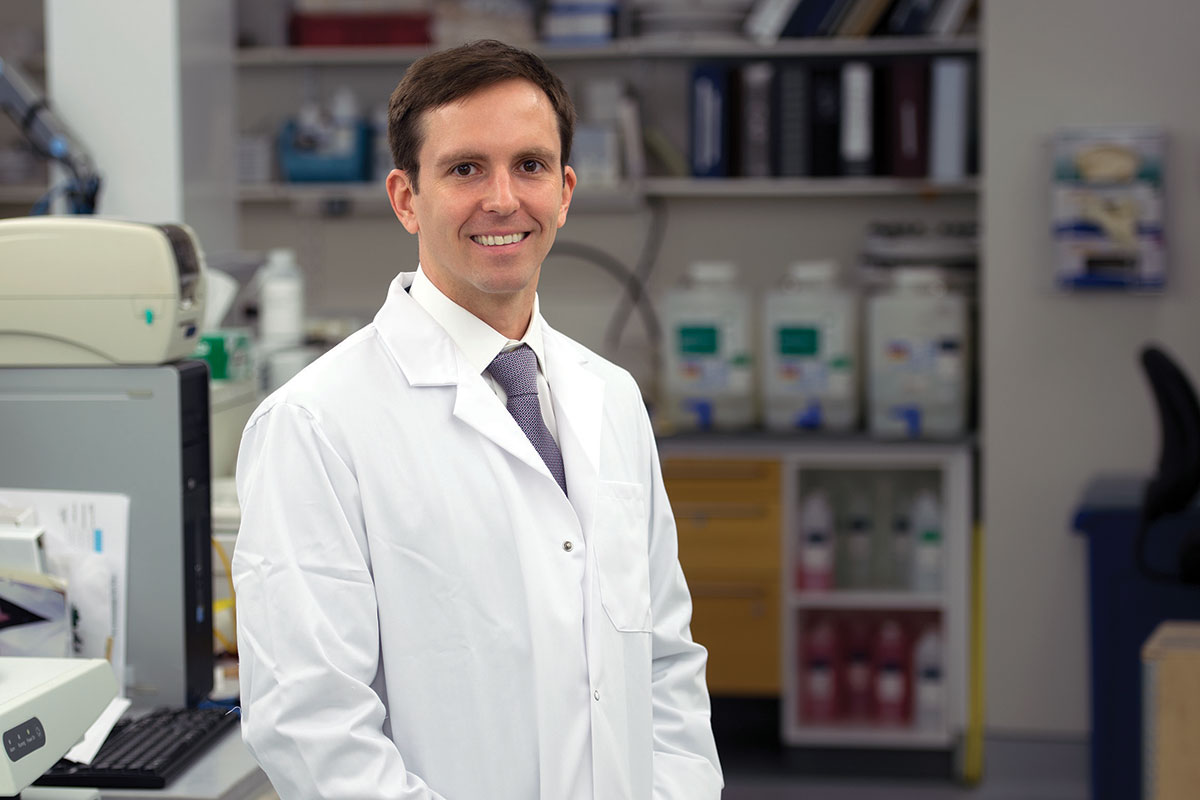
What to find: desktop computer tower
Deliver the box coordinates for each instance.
[0,361,213,709]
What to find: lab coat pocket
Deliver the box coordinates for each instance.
[594,480,652,633]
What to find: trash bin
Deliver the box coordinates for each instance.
[1072,474,1200,800]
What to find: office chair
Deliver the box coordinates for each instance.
[1137,344,1200,585]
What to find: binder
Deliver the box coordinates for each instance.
[809,66,842,176]
[839,60,874,176]
[690,62,731,177]
[928,56,970,183]
[887,58,929,178]
[776,61,811,177]
[738,61,776,178]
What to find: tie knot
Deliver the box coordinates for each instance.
[487,345,539,398]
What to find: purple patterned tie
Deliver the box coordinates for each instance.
[487,345,567,495]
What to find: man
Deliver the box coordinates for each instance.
[232,39,722,800]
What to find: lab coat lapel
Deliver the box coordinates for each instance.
[375,273,566,487]
[543,328,604,526]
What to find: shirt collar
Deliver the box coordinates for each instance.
[408,265,548,376]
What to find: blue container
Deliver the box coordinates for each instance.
[277,120,373,183]
[1072,475,1200,800]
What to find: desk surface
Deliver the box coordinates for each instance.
[25,727,272,800]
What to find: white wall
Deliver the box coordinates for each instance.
[984,0,1200,735]
[44,0,236,254]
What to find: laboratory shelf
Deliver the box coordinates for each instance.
[781,724,954,750]
[643,176,980,198]
[235,36,979,67]
[789,590,946,611]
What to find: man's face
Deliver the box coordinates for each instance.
[387,78,576,331]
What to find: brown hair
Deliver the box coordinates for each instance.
[387,39,577,193]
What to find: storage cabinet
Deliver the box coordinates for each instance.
[663,457,781,695]
[660,438,974,756]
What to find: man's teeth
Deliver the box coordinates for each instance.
[473,233,526,246]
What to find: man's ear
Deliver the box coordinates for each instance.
[386,169,420,234]
[557,164,577,229]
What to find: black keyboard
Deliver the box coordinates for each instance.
[35,706,239,790]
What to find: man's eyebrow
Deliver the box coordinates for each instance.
[433,147,561,170]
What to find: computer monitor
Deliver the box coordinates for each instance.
[0,362,214,709]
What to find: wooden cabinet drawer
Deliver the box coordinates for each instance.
[674,499,780,573]
[663,458,780,503]
[688,577,780,696]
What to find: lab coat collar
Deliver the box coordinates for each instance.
[374,271,603,496]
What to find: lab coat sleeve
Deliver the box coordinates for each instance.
[641,411,725,800]
[232,402,448,800]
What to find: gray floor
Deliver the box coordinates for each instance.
[715,698,1090,800]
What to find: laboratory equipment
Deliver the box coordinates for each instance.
[0,216,207,366]
[0,656,116,797]
[0,56,101,214]
[0,364,215,710]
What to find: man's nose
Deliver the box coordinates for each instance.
[482,171,519,214]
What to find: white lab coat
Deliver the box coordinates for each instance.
[232,271,723,800]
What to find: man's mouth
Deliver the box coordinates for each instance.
[471,233,528,246]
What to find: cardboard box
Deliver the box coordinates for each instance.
[1142,621,1200,800]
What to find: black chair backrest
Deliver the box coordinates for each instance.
[1138,344,1200,584]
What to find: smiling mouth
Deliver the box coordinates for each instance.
[471,233,528,246]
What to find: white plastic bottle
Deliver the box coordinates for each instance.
[660,261,754,431]
[913,625,945,730]
[842,489,874,589]
[867,267,968,439]
[888,482,915,590]
[762,260,859,432]
[796,489,835,592]
[258,248,306,353]
[910,489,943,593]
[328,86,361,157]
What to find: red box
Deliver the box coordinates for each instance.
[289,12,432,47]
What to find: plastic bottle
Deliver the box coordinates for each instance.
[912,625,945,730]
[372,103,392,182]
[660,261,754,431]
[873,617,911,725]
[328,86,361,157]
[842,615,875,722]
[258,248,306,353]
[866,267,969,439]
[761,259,859,432]
[910,489,943,593]
[842,489,874,589]
[801,615,841,723]
[888,481,915,590]
[796,489,835,591]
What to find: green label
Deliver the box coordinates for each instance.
[778,326,819,356]
[678,326,719,355]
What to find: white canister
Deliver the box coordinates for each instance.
[867,267,968,439]
[659,261,754,431]
[761,260,859,432]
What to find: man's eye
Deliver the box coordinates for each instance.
[521,160,543,173]
[453,164,475,177]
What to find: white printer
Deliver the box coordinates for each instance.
[0,216,207,365]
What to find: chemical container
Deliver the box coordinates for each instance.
[660,261,754,431]
[866,267,968,438]
[761,260,859,432]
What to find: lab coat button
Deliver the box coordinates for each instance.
[563,540,574,552]
[594,690,600,701]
